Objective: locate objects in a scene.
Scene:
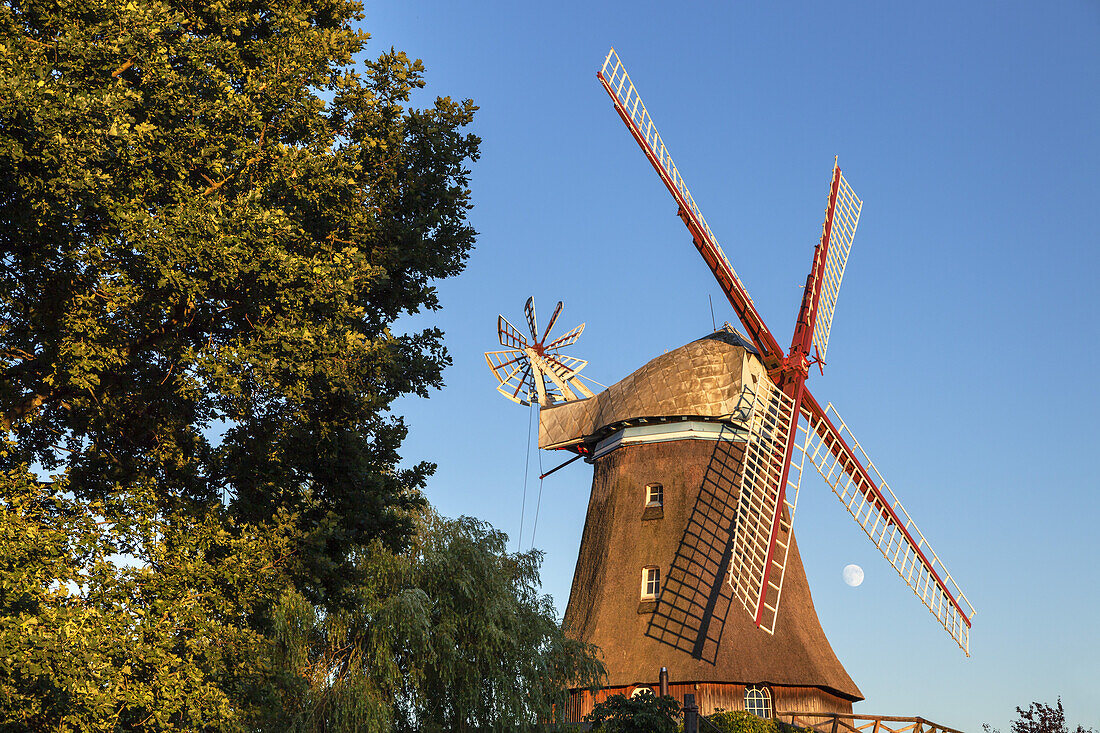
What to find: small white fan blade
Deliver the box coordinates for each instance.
[542,353,588,378]
[524,296,538,343]
[484,349,528,385]
[540,301,563,344]
[545,323,585,351]
[498,316,529,350]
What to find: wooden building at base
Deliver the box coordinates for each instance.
[540,330,862,721]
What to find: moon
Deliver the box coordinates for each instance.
[842,564,864,587]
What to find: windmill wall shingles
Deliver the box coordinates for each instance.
[562,439,861,703]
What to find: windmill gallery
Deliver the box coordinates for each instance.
[484,50,975,727]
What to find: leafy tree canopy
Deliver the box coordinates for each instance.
[984,699,1097,733]
[0,0,510,726]
[0,457,297,730]
[0,0,479,602]
[585,690,682,733]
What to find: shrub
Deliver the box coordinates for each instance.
[704,710,813,733]
[585,691,682,733]
[705,710,779,733]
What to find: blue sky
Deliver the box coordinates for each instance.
[366,2,1099,730]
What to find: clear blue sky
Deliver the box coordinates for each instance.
[366,2,1099,730]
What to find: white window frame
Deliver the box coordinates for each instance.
[640,566,660,600]
[645,483,663,507]
[744,684,773,719]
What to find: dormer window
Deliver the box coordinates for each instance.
[645,483,663,508]
[641,566,660,600]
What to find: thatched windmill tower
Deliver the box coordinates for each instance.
[484,48,975,723]
[538,328,860,719]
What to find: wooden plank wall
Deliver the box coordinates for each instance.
[565,683,854,723]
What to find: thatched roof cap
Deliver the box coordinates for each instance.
[539,328,760,450]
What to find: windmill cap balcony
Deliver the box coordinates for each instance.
[539,327,763,452]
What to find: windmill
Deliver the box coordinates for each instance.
[482,49,976,722]
[485,297,594,407]
[594,48,974,652]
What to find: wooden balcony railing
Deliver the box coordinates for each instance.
[776,712,965,733]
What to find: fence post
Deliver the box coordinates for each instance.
[684,693,699,733]
[659,667,669,698]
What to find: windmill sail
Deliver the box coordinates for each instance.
[800,392,975,654]
[597,47,973,656]
[486,298,593,408]
[598,48,784,367]
[728,378,809,634]
[498,316,529,350]
[485,349,533,404]
[541,301,563,343]
[812,169,862,361]
[546,322,585,351]
[524,296,539,342]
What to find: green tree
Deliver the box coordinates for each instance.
[0,0,479,601]
[0,457,299,730]
[0,0,480,725]
[267,510,606,733]
[585,690,682,733]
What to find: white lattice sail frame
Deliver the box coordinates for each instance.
[812,171,862,361]
[802,401,976,654]
[727,379,810,634]
[600,49,775,341]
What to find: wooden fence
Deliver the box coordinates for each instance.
[776,712,965,733]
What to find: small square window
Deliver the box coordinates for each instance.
[641,566,660,600]
[645,483,663,507]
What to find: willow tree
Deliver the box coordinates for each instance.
[0,0,478,726]
[267,512,607,732]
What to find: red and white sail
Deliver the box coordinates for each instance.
[812,171,861,361]
[728,379,811,634]
[801,393,975,654]
[599,48,785,368]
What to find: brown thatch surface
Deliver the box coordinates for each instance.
[539,330,760,450]
[555,330,862,702]
[562,440,862,701]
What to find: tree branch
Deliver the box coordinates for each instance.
[1,348,36,362]
[1,392,49,433]
[111,58,134,78]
